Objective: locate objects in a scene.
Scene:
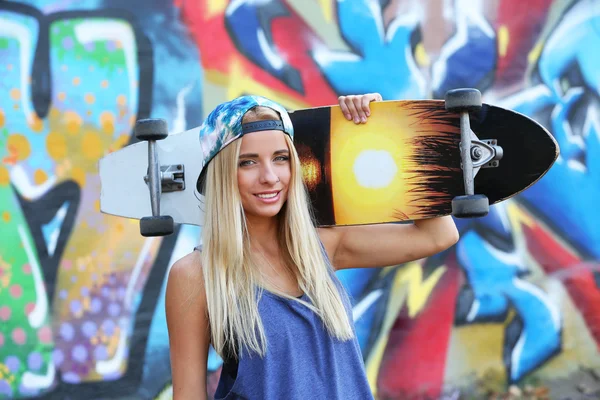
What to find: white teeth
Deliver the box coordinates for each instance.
[257,192,278,199]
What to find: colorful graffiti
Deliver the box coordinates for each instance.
[1,0,600,398]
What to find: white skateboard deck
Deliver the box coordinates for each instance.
[99,126,206,226]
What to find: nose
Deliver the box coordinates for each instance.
[259,163,279,185]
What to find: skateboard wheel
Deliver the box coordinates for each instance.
[451,194,489,218]
[444,88,482,113]
[135,118,169,141]
[140,215,174,237]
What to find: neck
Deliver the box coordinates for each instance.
[245,214,280,255]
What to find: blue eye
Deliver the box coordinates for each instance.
[239,160,255,167]
[274,156,289,162]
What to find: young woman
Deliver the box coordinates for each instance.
[165,93,459,399]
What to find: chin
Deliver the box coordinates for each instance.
[243,199,287,220]
[253,205,284,218]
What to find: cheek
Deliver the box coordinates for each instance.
[237,170,252,193]
[277,164,292,185]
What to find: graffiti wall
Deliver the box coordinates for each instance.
[1,0,599,398]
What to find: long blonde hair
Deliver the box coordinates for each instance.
[201,106,354,359]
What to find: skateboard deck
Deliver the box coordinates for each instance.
[99,99,559,229]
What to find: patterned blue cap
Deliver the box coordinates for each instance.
[196,95,294,193]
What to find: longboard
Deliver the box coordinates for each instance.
[99,94,559,235]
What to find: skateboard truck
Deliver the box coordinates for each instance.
[143,164,185,193]
[445,88,503,218]
[135,118,175,237]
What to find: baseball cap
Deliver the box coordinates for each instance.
[196,95,294,194]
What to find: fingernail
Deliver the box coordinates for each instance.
[361,116,367,123]
[354,117,360,123]
[345,113,351,120]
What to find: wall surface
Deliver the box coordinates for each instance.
[1,0,600,399]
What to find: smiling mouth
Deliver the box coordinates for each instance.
[255,191,280,199]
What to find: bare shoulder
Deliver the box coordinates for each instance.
[169,250,204,285]
[166,250,205,306]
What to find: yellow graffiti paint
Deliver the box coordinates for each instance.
[7,134,31,161]
[107,326,120,354]
[100,111,115,135]
[64,111,83,135]
[395,262,447,318]
[154,383,173,400]
[205,59,309,112]
[117,94,127,107]
[34,169,48,185]
[57,92,67,102]
[9,88,20,101]
[445,321,507,383]
[528,41,544,64]
[507,201,535,228]
[85,93,96,105]
[71,166,86,188]
[82,131,104,160]
[101,80,109,89]
[0,167,9,186]
[498,25,509,57]
[73,76,81,86]
[318,0,333,22]
[28,113,44,133]
[111,134,129,152]
[0,362,15,384]
[207,0,228,18]
[2,211,10,223]
[46,132,67,161]
[414,42,430,67]
[0,108,5,128]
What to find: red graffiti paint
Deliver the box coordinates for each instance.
[494,0,554,89]
[376,256,461,400]
[178,1,337,106]
[524,222,600,350]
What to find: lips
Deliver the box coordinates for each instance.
[255,190,280,199]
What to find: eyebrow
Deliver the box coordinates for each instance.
[239,149,289,158]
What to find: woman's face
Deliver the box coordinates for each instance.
[237,129,291,220]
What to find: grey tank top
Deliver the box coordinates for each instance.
[194,246,374,400]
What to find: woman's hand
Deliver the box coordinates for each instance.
[338,93,383,124]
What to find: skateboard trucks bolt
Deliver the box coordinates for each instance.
[471,146,482,161]
[143,164,186,193]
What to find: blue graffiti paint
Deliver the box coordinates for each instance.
[505,2,600,259]
[337,268,386,353]
[456,230,561,381]
[312,0,425,100]
[224,0,304,94]
[40,201,68,257]
[431,7,496,97]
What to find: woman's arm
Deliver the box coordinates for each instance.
[318,217,459,270]
[166,251,210,399]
